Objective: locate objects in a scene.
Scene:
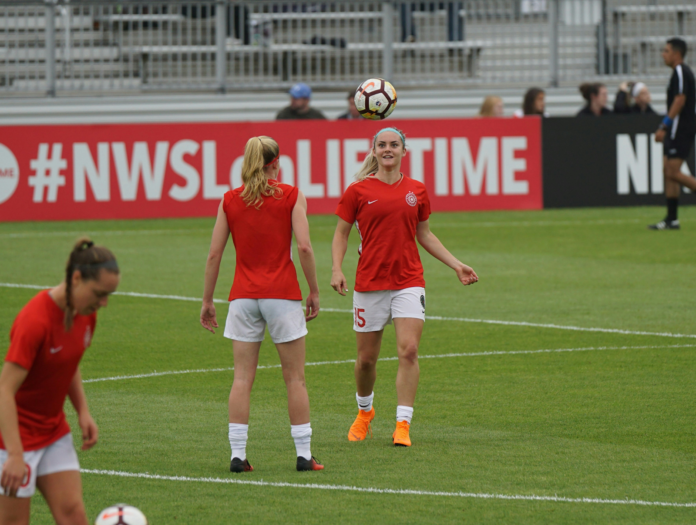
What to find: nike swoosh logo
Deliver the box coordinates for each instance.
[49,346,63,354]
[368,200,378,204]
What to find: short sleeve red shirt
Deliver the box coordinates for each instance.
[1,290,96,451]
[335,175,431,292]
[223,181,303,301]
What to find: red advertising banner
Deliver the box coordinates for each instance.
[0,118,542,221]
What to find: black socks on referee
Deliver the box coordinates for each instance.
[667,198,679,222]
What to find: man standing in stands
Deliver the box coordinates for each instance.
[650,38,696,230]
[276,83,327,120]
[337,90,362,120]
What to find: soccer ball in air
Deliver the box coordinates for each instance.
[354,78,397,120]
[95,504,148,525]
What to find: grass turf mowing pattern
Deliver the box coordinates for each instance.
[0,206,694,524]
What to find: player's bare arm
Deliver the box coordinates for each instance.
[201,200,231,333]
[68,369,98,450]
[292,191,320,321]
[331,218,353,295]
[655,93,686,142]
[416,220,478,286]
[0,362,29,497]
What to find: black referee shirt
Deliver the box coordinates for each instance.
[667,63,696,137]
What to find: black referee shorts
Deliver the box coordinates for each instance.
[664,132,695,160]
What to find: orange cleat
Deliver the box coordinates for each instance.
[348,408,375,441]
[392,420,411,447]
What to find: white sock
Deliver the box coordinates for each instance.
[356,392,374,412]
[291,423,312,461]
[228,423,248,461]
[396,405,413,424]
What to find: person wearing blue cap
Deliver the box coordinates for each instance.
[276,83,327,120]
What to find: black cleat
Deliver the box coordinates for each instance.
[648,219,680,230]
[230,457,253,473]
[296,456,324,471]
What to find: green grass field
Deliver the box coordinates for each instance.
[1,206,695,524]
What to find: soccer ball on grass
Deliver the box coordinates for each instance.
[95,504,148,525]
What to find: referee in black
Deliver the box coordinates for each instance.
[651,38,696,230]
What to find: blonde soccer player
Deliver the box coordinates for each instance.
[0,239,120,524]
[331,127,478,447]
[200,136,323,472]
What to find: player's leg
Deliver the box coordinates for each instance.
[392,318,424,447]
[349,291,390,441]
[664,157,696,190]
[275,337,322,471]
[37,471,88,525]
[228,340,261,472]
[0,446,40,524]
[35,431,87,525]
[224,299,265,472]
[0,497,30,525]
[650,156,683,229]
[229,340,262,424]
[347,330,382,441]
[390,288,426,447]
[262,299,322,471]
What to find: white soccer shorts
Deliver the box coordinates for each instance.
[352,287,426,332]
[224,299,308,344]
[0,433,80,498]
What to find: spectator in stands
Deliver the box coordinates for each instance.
[513,87,546,117]
[577,83,611,116]
[337,90,361,120]
[614,82,656,114]
[479,96,504,117]
[401,2,464,42]
[277,83,327,120]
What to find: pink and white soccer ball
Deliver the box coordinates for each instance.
[354,78,397,120]
[95,504,148,525]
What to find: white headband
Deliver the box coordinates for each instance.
[632,82,646,98]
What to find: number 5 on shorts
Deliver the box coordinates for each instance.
[354,308,366,328]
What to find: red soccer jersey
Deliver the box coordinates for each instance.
[1,290,96,451]
[223,181,303,301]
[335,174,431,292]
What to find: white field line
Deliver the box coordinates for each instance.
[4,282,696,339]
[80,469,696,508]
[432,218,644,228]
[0,218,668,238]
[0,229,209,239]
[82,344,696,384]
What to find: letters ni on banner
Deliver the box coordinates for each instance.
[0,118,542,221]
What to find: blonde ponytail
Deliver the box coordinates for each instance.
[240,136,283,208]
[354,151,380,182]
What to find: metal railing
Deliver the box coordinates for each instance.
[0,0,687,96]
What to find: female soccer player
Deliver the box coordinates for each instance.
[331,128,478,447]
[200,136,323,472]
[0,239,120,524]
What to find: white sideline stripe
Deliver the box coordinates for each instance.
[433,218,644,228]
[0,283,229,304]
[82,344,696,383]
[0,229,209,239]
[4,283,696,339]
[1,218,670,238]
[79,469,695,508]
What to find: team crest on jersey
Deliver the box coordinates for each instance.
[84,325,92,348]
[405,191,417,207]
